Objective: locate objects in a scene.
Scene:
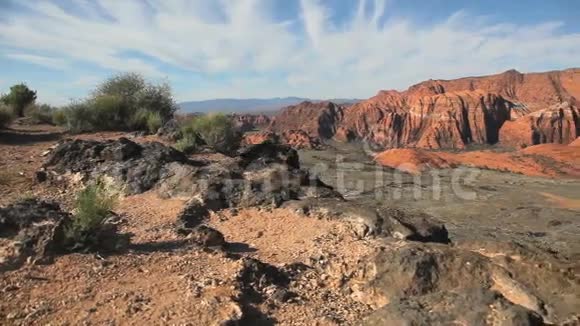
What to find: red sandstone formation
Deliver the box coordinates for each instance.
[500,102,579,147]
[406,68,580,110]
[268,101,344,139]
[242,130,321,149]
[339,90,513,149]
[268,69,578,150]
[375,145,580,178]
[242,131,279,146]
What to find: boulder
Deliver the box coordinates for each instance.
[351,244,548,321]
[362,289,544,326]
[42,138,200,194]
[0,199,69,270]
[376,208,449,244]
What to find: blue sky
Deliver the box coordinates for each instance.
[0,0,579,105]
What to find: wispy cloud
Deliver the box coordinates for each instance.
[4,53,69,69]
[0,0,579,103]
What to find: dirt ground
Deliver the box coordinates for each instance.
[1,124,580,325]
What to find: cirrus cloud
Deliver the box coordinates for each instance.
[0,0,578,104]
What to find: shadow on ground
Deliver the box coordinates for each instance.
[0,129,64,145]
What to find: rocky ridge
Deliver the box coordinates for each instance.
[267,69,579,150]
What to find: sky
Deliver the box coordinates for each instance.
[0,0,579,106]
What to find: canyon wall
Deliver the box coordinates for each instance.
[268,69,579,150]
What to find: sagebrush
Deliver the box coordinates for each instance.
[0,105,13,129]
[56,73,176,133]
[179,113,241,154]
[63,181,119,250]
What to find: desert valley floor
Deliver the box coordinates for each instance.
[0,123,579,325]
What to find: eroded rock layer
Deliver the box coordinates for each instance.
[269,69,579,150]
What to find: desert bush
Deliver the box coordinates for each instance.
[174,133,201,154]
[89,95,127,130]
[26,103,56,124]
[0,104,14,128]
[59,101,95,133]
[63,181,119,251]
[59,73,177,133]
[127,108,162,132]
[51,109,68,126]
[1,83,37,117]
[180,113,241,154]
[145,111,163,134]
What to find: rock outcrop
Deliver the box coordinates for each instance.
[500,102,579,147]
[374,146,580,177]
[0,199,70,271]
[269,69,579,150]
[242,130,322,149]
[41,138,196,194]
[339,90,514,149]
[407,68,580,110]
[268,101,344,139]
[354,244,552,324]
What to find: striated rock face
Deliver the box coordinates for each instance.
[339,90,514,149]
[268,101,344,139]
[268,69,579,150]
[500,102,579,147]
[407,68,580,110]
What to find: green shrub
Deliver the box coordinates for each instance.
[180,113,241,154]
[64,181,119,250]
[145,111,162,134]
[26,103,56,124]
[51,109,68,126]
[174,133,201,154]
[0,105,13,129]
[58,73,177,133]
[60,101,95,133]
[89,95,127,130]
[1,83,37,117]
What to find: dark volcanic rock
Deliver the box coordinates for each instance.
[353,244,549,322]
[236,258,291,303]
[237,142,300,171]
[363,289,544,326]
[43,138,197,194]
[189,225,226,248]
[0,199,70,270]
[377,208,450,244]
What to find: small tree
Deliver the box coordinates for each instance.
[2,83,37,117]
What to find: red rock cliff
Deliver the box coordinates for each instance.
[270,69,579,150]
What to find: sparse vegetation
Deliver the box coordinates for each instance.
[63,181,119,251]
[179,113,241,154]
[174,133,201,154]
[0,104,14,129]
[1,83,37,117]
[26,103,57,125]
[56,73,176,133]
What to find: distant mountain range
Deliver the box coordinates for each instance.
[178,97,360,113]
